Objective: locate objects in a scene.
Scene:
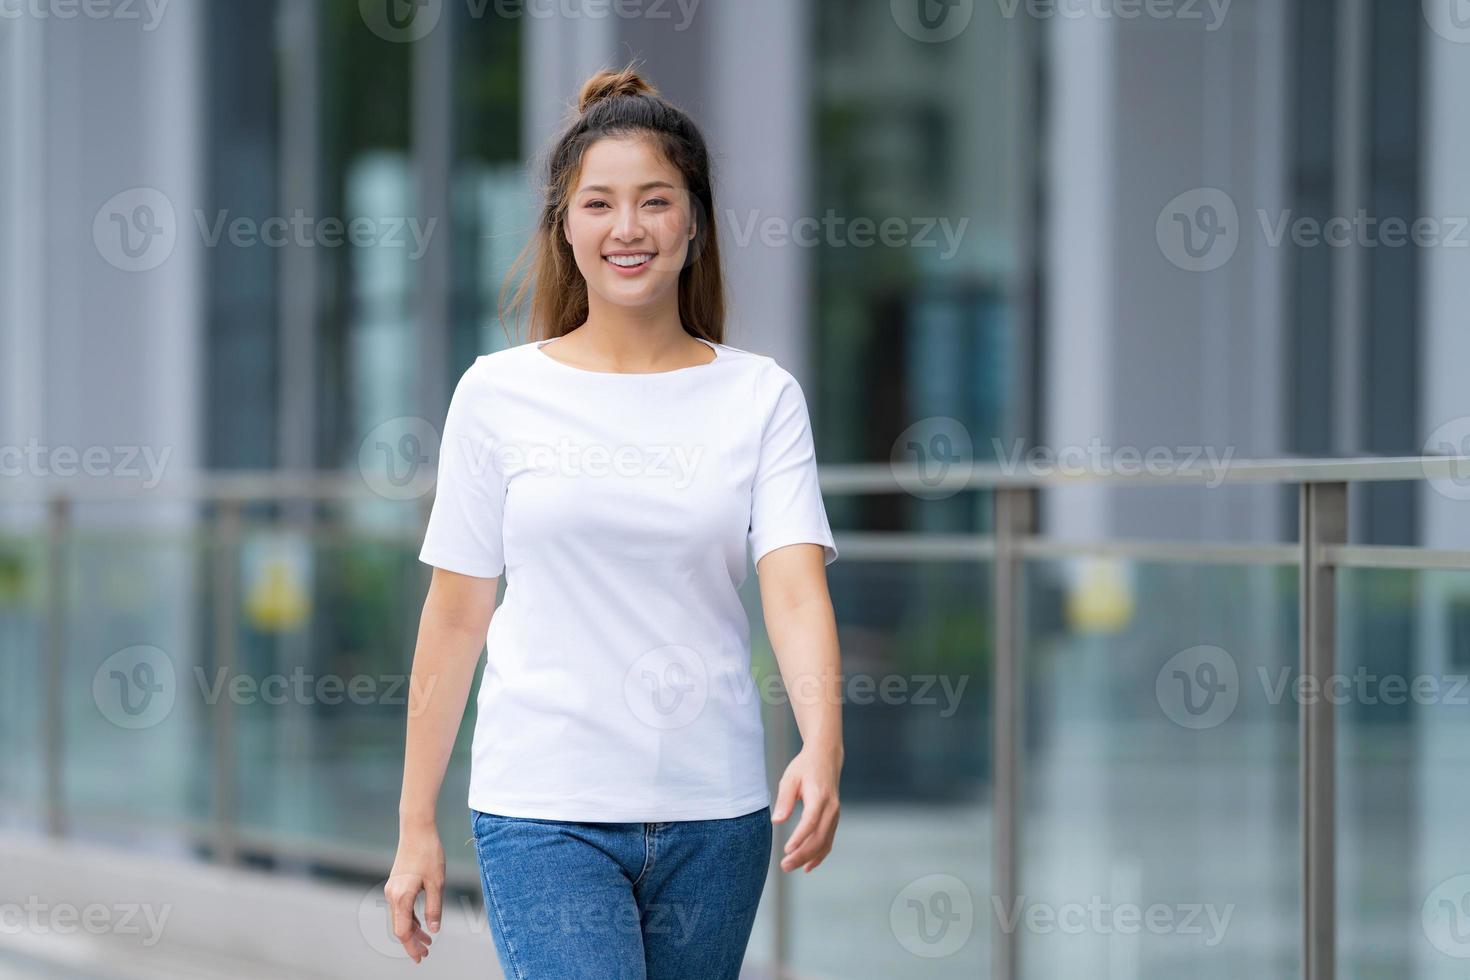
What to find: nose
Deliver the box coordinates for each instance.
[611,202,645,245]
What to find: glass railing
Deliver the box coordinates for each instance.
[4,455,1470,979]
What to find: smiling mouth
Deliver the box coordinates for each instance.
[604,254,654,269]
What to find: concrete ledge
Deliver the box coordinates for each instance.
[0,830,499,979]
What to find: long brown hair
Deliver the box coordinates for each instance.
[499,60,726,345]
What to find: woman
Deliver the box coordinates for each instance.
[385,61,843,979]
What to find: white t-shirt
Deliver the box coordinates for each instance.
[417,335,838,822]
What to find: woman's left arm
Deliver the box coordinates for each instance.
[758,542,843,873]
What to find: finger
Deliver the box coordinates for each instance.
[782,789,830,856]
[425,880,443,934]
[781,811,836,870]
[388,887,417,944]
[780,836,831,872]
[781,816,835,869]
[771,775,799,824]
[401,920,434,962]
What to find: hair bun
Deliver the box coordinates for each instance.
[577,63,657,114]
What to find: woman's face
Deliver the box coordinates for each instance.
[563,135,697,312]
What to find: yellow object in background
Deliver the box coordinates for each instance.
[244,541,311,632]
[1065,557,1135,634]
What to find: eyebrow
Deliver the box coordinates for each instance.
[576,181,677,195]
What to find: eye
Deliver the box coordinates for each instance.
[585,200,610,209]
[644,198,670,207]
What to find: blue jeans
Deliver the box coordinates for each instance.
[469,805,772,979]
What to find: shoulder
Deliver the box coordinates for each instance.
[479,342,540,376]
[712,345,816,443]
[710,342,802,394]
[452,343,536,393]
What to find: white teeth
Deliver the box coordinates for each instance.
[606,254,652,268]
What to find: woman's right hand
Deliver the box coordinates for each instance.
[385,824,446,963]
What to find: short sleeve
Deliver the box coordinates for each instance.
[748,364,838,573]
[418,360,507,578]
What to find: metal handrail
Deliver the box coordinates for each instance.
[13,454,1470,980]
[1,454,1468,503]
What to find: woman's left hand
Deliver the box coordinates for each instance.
[771,744,842,873]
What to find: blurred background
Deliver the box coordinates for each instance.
[4,0,1470,977]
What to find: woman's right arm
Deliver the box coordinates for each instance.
[384,566,499,964]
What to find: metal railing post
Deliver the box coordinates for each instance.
[1301,482,1346,980]
[43,494,68,838]
[993,486,1036,980]
[212,498,242,865]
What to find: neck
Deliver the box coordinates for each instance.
[572,293,692,363]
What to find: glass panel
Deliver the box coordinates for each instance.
[230,523,482,877]
[811,0,1035,542]
[319,0,416,471]
[1338,567,1470,979]
[1021,558,1299,977]
[61,518,213,844]
[451,1,527,364]
[752,557,990,978]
